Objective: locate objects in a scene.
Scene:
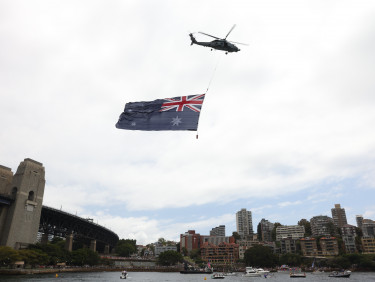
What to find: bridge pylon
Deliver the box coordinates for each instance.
[0,159,45,249]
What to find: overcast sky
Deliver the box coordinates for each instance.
[1,0,375,245]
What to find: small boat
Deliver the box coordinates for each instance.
[278,265,291,273]
[120,271,128,279]
[290,272,306,278]
[223,272,236,276]
[211,273,225,279]
[328,270,351,278]
[256,268,270,275]
[243,266,261,277]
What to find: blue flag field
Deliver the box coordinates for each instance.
[116,94,205,131]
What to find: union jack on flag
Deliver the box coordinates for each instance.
[160,94,205,112]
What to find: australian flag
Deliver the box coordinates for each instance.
[116,94,205,131]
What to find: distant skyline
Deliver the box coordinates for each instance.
[1,0,375,245]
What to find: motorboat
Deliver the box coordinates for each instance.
[278,265,290,273]
[223,272,237,276]
[290,272,306,278]
[243,266,261,277]
[211,273,225,279]
[120,271,128,279]
[256,268,270,275]
[328,270,351,278]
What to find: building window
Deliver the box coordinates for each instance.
[28,191,35,201]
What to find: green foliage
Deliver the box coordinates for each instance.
[244,245,278,267]
[181,247,188,256]
[0,246,20,266]
[298,219,312,237]
[71,248,99,266]
[18,249,49,267]
[157,250,183,266]
[189,248,200,259]
[116,239,137,257]
[232,232,241,243]
[279,253,302,266]
[257,223,262,241]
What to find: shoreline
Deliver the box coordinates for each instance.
[0,267,181,276]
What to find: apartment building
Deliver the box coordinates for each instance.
[236,208,253,239]
[331,204,348,228]
[320,237,339,256]
[310,215,334,237]
[200,241,239,264]
[276,225,305,241]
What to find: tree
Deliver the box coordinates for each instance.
[0,246,20,266]
[18,249,49,267]
[257,222,262,241]
[71,248,99,266]
[279,253,302,266]
[157,250,183,266]
[244,245,278,267]
[158,238,166,246]
[232,232,241,243]
[181,247,188,256]
[298,219,312,237]
[116,239,137,257]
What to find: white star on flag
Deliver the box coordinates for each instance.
[171,116,182,126]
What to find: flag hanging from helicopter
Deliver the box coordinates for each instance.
[115,94,205,131]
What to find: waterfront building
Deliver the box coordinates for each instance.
[180,230,201,254]
[236,208,253,239]
[202,235,235,246]
[300,237,318,256]
[361,237,375,254]
[356,215,364,229]
[259,218,274,242]
[276,225,305,241]
[238,239,259,259]
[154,245,177,257]
[362,219,375,238]
[280,238,298,254]
[320,237,339,256]
[341,224,358,253]
[200,241,239,264]
[310,215,334,237]
[331,204,348,228]
[210,225,225,237]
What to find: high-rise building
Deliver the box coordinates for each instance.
[310,215,334,237]
[259,219,274,242]
[331,204,348,228]
[180,230,201,254]
[210,225,225,236]
[356,215,363,229]
[236,208,253,238]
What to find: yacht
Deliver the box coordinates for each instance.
[243,267,261,277]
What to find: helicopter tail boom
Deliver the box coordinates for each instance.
[189,33,197,45]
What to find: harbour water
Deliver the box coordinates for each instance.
[0,272,375,282]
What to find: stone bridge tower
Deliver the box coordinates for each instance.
[0,159,45,249]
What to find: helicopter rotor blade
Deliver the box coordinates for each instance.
[198,32,221,40]
[228,40,249,46]
[224,24,236,39]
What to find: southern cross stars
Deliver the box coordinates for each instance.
[171,116,182,126]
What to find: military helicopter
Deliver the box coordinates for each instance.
[189,25,247,54]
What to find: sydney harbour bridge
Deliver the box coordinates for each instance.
[0,192,118,253]
[0,159,119,253]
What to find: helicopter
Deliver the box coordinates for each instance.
[189,25,247,54]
